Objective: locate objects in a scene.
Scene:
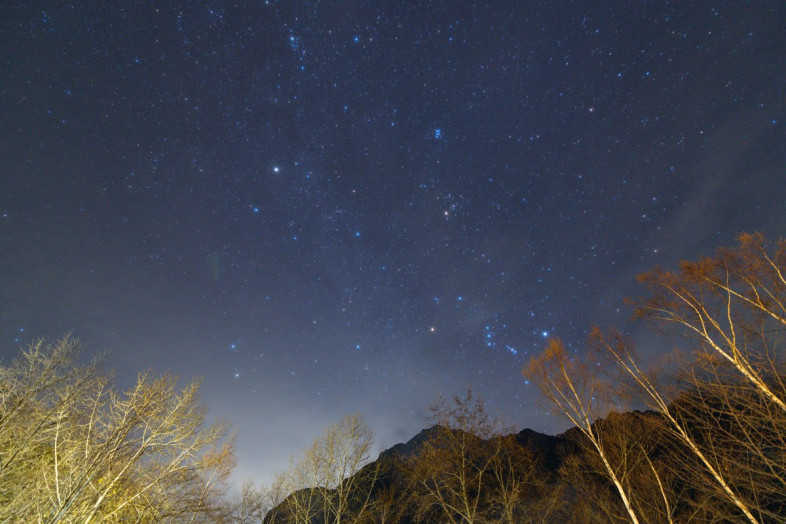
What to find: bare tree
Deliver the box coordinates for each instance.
[0,334,99,508]
[406,390,498,523]
[556,406,678,524]
[487,433,554,523]
[0,335,235,523]
[219,481,277,524]
[365,483,405,524]
[665,358,785,521]
[627,233,786,521]
[274,413,379,524]
[593,329,762,523]
[526,233,786,523]
[525,339,642,524]
[634,232,785,413]
[407,389,544,523]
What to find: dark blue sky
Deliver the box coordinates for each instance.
[1,1,784,483]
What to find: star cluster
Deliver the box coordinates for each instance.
[1,2,784,482]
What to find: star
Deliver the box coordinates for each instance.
[3,0,782,491]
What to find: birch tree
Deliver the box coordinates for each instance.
[407,389,543,523]
[0,335,234,523]
[274,413,378,524]
[525,340,643,524]
[630,233,786,521]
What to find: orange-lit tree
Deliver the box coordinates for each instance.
[407,389,546,523]
[634,232,785,413]
[528,233,785,523]
[525,340,644,524]
[629,232,786,521]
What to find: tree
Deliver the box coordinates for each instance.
[406,389,545,523]
[592,329,765,523]
[486,433,555,523]
[630,233,786,521]
[219,481,277,524]
[557,406,680,524]
[634,232,785,413]
[527,233,786,523]
[406,390,497,523]
[524,340,644,524]
[273,413,379,524]
[673,363,786,521]
[366,483,404,524]
[0,335,235,523]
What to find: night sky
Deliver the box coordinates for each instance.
[1,2,784,484]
